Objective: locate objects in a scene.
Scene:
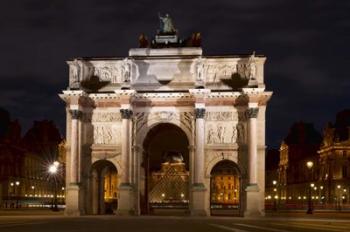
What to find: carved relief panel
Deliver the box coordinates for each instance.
[205,111,238,145]
[92,111,122,145]
[92,62,123,83]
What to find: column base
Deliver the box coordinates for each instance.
[244,184,264,217]
[117,183,135,216]
[190,183,208,216]
[64,183,82,216]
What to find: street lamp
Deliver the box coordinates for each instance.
[336,185,342,211]
[15,181,20,208]
[272,180,278,211]
[306,161,314,214]
[48,161,60,211]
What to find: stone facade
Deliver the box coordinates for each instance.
[59,45,272,216]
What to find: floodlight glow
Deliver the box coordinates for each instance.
[49,164,58,174]
[306,161,314,169]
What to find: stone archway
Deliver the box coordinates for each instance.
[140,123,190,215]
[91,160,118,215]
[210,160,242,216]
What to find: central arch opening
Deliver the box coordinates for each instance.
[141,123,190,215]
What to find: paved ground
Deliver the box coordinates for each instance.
[0,214,350,232]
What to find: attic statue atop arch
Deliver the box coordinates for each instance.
[138,14,201,48]
[158,13,176,35]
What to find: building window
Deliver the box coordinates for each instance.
[342,165,348,178]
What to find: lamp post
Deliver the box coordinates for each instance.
[336,185,341,211]
[48,161,60,212]
[15,181,20,208]
[306,161,314,214]
[272,180,278,211]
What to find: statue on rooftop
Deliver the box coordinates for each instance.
[158,13,176,34]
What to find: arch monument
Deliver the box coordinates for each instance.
[59,21,272,216]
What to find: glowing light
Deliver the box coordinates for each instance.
[15,181,20,186]
[306,161,314,169]
[48,164,58,174]
[10,182,14,187]
[272,180,277,185]
[337,185,341,189]
[310,183,315,188]
[31,186,35,189]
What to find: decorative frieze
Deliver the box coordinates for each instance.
[205,112,237,121]
[92,112,122,122]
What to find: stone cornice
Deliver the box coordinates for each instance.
[60,90,272,108]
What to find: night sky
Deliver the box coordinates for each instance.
[1,0,349,148]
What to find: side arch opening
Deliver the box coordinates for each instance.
[210,160,242,216]
[90,160,118,214]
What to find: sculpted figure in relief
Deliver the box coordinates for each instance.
[94,125,118,144]
[69,59,80,87]
[195,57,205,82]
[122,58,132,83]
[237,123,245,143]
[207,125,216,144]
[231,126,237,143]
[246,51,257,79]
[217,124,225,143]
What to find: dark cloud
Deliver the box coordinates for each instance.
[0,0,349,148]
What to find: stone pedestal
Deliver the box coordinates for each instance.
[245,185,264,217]
[191,184,207,216]
[65,184,81,216]
[117,184,134,215]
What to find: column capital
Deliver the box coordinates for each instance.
[69,109,82,119]
[120,109,133,119]
[195,108,206,119]
[245,107,259,119]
